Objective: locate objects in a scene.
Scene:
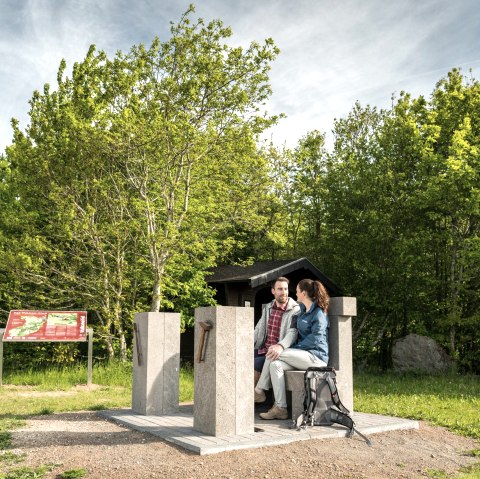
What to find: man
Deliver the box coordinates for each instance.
[253,277,299,400]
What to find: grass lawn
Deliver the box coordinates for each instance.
[354,371,480,439]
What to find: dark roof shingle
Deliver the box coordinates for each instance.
[207,257,340,294]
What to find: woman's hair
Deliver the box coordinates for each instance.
[298,279,330,312]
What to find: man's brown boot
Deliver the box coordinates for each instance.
[254,388,266,403]
[259,405,288,420]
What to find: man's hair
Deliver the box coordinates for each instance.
[271,276,289,288]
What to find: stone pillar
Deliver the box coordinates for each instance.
[193,306,253,436]
[328,297,356,412]
[132,312,181,415]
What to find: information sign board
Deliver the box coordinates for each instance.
[2,310,87,342]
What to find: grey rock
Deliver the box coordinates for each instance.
[392,334,455,373]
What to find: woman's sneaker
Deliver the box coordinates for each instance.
[259,405,288,420]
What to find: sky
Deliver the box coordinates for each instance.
[1,0,480,153]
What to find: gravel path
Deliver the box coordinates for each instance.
[6,411,478,478]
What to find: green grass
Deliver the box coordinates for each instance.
[466,449,480,458]
[2,361,132,390]
[179,363,194,403]
[0,452,26,465]
[57,468,87,479]
[455,463,480,479]
[0,385,131,417]
[355,372,480,479]
[0,361,132,421]
[0,417,26,451]
[353,371,480,439]
[0,361,133,478]
[426,468,449,478]
[0,463,58,479]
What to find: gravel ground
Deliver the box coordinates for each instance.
[5,411,479,479]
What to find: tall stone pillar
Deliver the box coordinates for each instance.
[132,312,181,415]
[193,306,253,436]
[328,297,356,412]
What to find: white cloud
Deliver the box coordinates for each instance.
[1,0,479,152]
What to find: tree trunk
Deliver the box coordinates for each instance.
[96,310,115,360]
[118,329,127,361]
[151,275,162,312]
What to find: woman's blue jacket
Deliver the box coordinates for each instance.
[291,302,329,364]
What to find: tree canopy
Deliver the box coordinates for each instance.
[1,7,478,373]
[1,6,280,360]
[270,69,480,372]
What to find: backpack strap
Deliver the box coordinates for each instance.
[324,374,350,415]
[305,374,318,424]
[328,409,373,446]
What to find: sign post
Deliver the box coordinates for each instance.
[2,311,90,386]
[87,328,93,387]
[3,310,87,342]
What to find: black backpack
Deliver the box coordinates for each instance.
[292,367,372,446]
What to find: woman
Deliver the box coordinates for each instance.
[255,278,329,420]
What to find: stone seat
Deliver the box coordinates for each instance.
[273,296,357,420]
[285,370,306,420]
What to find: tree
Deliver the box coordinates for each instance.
[306,73,480,371]
[4,6,280,359]
[88,6,280,312]
[422,69,480,367]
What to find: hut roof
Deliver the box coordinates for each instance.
[207,257,340,294]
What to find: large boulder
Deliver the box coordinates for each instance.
[392,334,455,373]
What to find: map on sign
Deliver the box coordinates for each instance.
[3,310,87,342]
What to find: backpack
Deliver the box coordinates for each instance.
[292,367,372,446]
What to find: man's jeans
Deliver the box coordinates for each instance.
[256,348,326,408]
[254,349,266,372]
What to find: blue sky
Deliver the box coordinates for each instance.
[1,0,480,153]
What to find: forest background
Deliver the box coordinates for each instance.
[0,7,478,373]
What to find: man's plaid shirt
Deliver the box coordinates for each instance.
[258,301,288,354]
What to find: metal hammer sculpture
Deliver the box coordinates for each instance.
[133,322,143,366]
[196,320,213,363]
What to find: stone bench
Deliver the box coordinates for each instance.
[132,297,356,439]
[284,296,357,420]
[285,370,306,420]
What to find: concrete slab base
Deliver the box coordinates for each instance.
[99,404,419,455]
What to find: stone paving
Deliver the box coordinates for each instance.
[99,404,419,455]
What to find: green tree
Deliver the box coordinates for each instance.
[267,131,330,259]
[89,6,280,312]
[422,69,480,367]
[312,72,480,371]
[3,6,280,359]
